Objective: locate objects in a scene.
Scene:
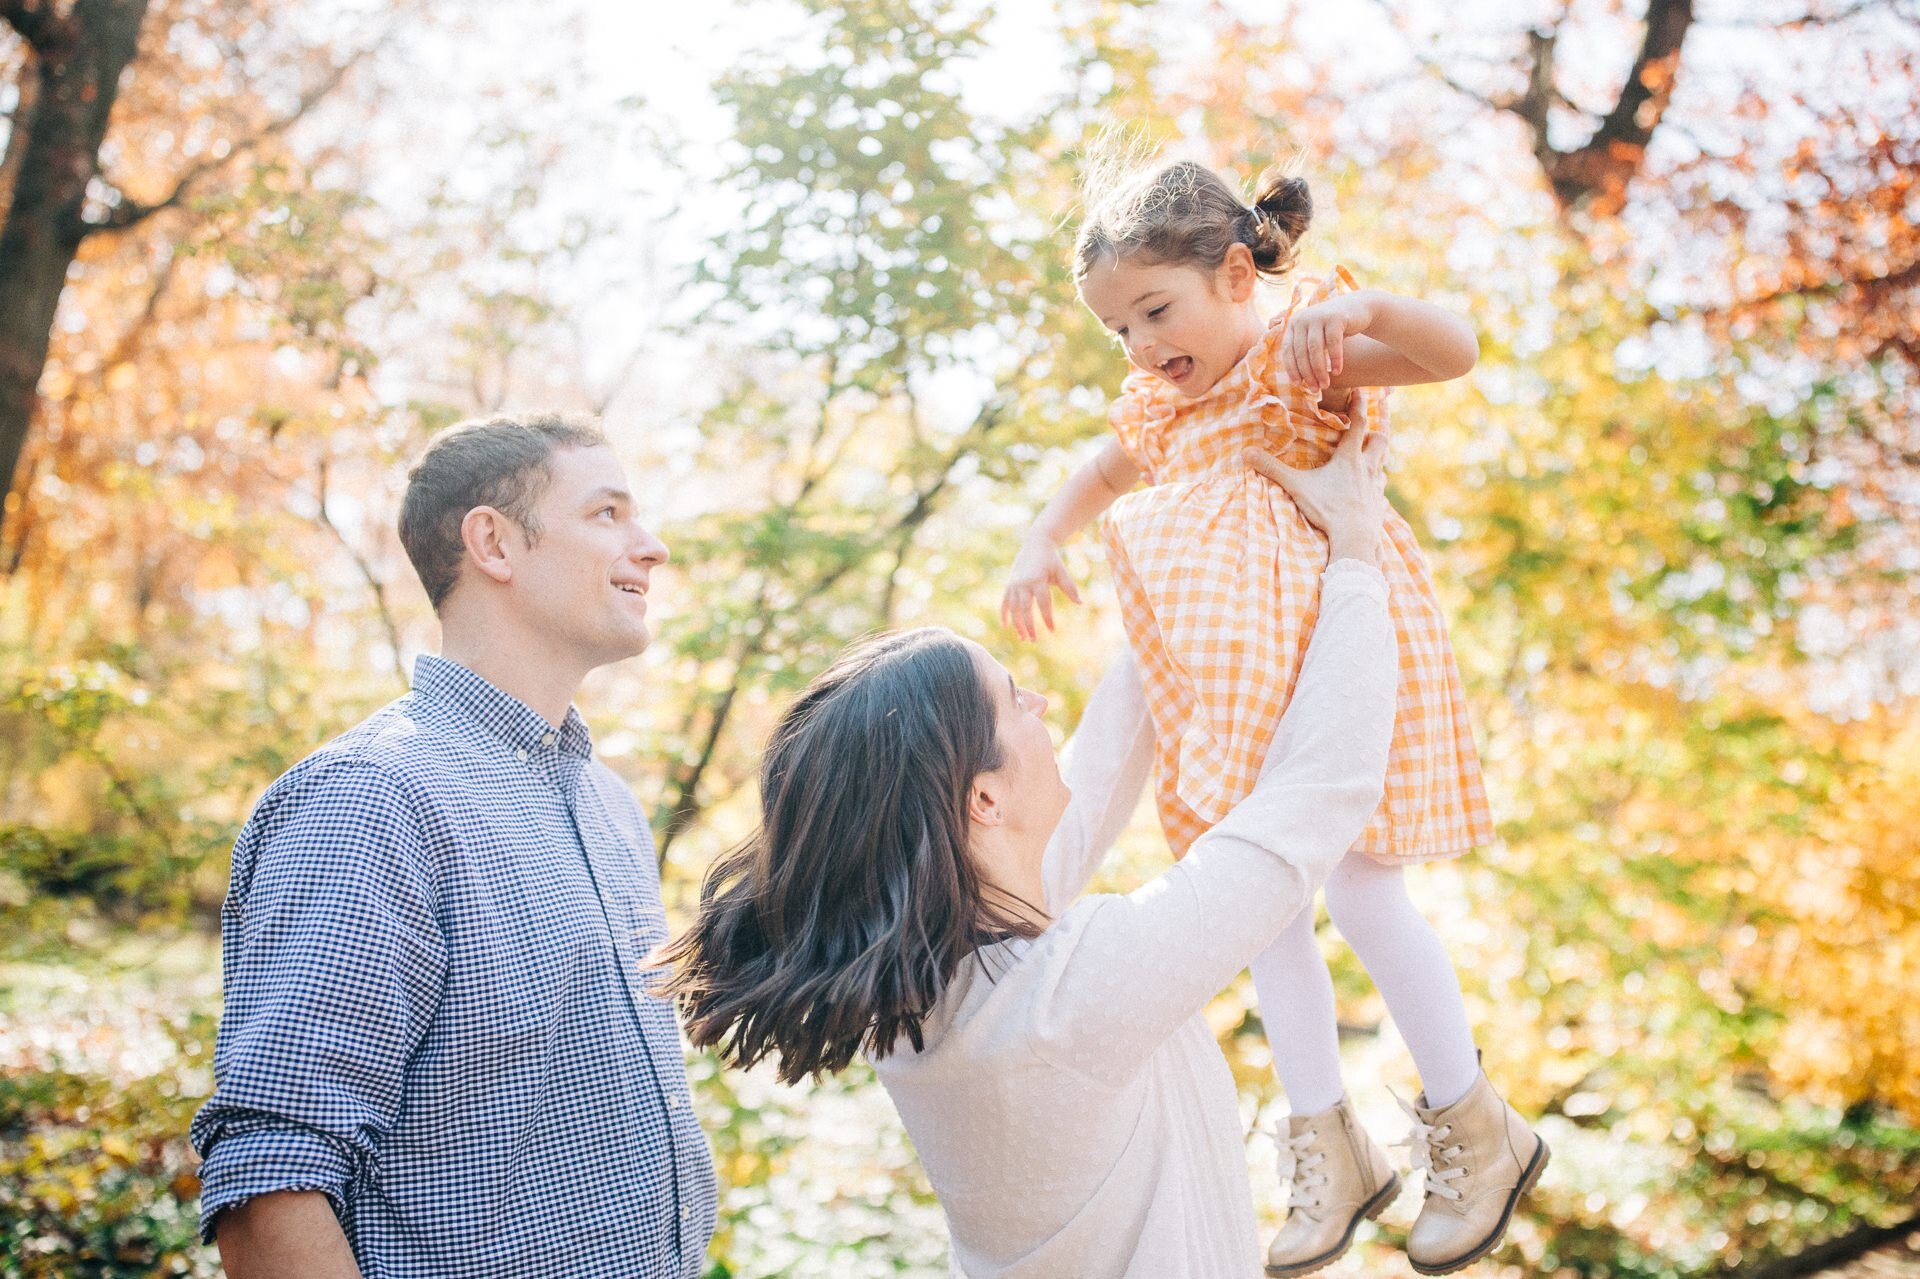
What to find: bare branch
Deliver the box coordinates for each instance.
[88,38,380,235]
[1686,258,1920,320]
[1704,0,1900,28]
[584,334,648,417]
[1396,0,1693,216]
[98,247,180,371]
[653,387,1017,857]
[313,453,410,690]
[1722,1207,1920,1279]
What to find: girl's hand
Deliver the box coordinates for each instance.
[1001,535,1083,641]
[1283,292,1377,391]
[1243,396,1388,566]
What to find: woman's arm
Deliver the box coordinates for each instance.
[1283,289,1478,392]
[1022,421,1396,1079]
[1026,562,1396,1079]
[1003,439,1141,641]
[1039,650,1156,914]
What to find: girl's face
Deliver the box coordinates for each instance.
[1079,244,1264,397]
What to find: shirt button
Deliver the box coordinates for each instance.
[680,1205,690,1221]
[540,731,557,747]
[668,1094,682,1109]
[515,748,529,762]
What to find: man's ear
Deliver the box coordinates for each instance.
[1221,242,1259,303]
[460,506,517,586]
[966,771,1004,829]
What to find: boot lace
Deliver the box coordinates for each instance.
[1391,1088,1466,1202]
[1266,1124,1330,1211]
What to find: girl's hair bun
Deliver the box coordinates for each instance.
[1245,173,1312,277]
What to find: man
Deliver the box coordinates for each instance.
[190,412,718,1278]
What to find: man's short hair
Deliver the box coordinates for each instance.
[399,411,608,612]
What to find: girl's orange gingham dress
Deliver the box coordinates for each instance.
[1102,265,1494,864]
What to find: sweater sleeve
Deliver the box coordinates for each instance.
[1039,650,1156,914]
[1023,560,1397,1082]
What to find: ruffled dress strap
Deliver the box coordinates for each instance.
[1241,264,1388,447]
[1106,367,1174,483]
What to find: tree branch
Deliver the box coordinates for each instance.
[1363,0,1522,113]
[314,453,410,690]
[1385,0,1696,217]
[1672,258,1920,322]
[1538,0,1694,213]
[88,38,378,235]
[652,389,1016,859]
[0,0,71,52]
[1725,1208,1920,1279]
[1704,0,1902,28]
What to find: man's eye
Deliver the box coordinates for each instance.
[598,507,617,517]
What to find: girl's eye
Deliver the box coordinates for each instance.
[1147,304,1168,319]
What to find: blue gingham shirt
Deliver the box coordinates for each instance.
[190,656,718,1278]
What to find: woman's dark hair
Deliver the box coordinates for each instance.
[660,627,1045,1084]
[1074,157,1312,284]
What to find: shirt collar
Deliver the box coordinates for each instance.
[411,654,594,761]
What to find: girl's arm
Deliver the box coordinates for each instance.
[1284,289,1478,393]
[1002,439,1141,641]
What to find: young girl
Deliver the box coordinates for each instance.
[1002,158,1547,1277]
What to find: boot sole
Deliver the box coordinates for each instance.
[1407,1136,1550,1276]
[1265,1172,1403,1278]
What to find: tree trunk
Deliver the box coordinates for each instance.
[0,65,39,214]
[0,0,152,541]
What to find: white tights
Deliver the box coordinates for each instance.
[1249,848,1481,1114]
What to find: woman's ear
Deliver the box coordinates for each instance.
[967,771,1005,829]
[460,506,517,586]
[1220,242,1259,303]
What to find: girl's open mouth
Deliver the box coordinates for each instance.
[1160,356,1194,383]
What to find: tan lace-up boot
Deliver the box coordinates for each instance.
[1394,1069,1550,1275]
[1264,1095,1401,1277]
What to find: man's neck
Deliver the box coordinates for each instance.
[437,623,591,729]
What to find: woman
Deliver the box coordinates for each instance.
[665,417,1400,1277]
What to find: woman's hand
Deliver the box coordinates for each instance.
[1001,534,1083,641]
[1243,399,1387,567]
[1281,292,1377,391]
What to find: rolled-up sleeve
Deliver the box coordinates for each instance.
[190,760,447,1242]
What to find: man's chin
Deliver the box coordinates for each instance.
[586,624,650,669]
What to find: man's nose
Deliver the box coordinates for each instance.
[631,525,669,567]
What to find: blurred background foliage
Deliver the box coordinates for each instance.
[2,0,1917,1275]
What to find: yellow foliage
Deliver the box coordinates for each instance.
[1749,718,1920,1121]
